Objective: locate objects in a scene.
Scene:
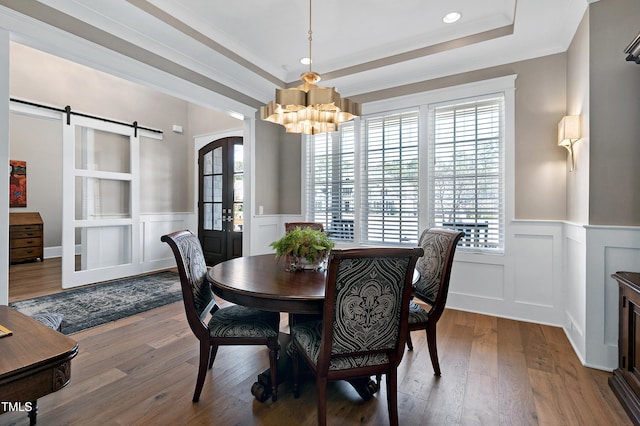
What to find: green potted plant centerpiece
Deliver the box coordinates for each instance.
[270,226,335,271]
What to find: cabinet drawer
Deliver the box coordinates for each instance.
[10,247,43,261]
[10,224,42,234]
[10,237,42,249]
[10,229,42,239]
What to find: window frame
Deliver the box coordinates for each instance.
[303,75,516,254]
[303,122,357,241]
[427,94,506,252]
[359,109,420,246]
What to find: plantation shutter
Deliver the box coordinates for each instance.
[361,111,419,245]
[428,96,505,251]
[305,122,355,240]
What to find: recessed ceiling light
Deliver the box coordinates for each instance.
[300,57,312,65]
[443,11,461,24]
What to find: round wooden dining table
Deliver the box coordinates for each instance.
[207,253,419,403]
[207,253,326,315]
[208,253,333,402]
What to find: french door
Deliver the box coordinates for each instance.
[199,137,243,265]
[61,115,143,288]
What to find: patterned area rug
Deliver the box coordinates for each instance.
[9,271,182,335]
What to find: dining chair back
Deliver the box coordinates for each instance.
[161,230,281,402]
[285,222,324,233]
[407,227,465,376]
[291,247,423,426]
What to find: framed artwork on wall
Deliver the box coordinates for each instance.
[10,160,27,208]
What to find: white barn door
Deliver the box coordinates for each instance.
[61,115,142,288]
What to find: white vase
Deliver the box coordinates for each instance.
[288,255,327,272]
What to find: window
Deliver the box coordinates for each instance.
[428,95,505,251]
[361,111,419,245]
[304,76,513,253]
[305,122,355,240]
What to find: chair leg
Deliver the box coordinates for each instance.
[406,330,414,351]
[316,377,328,426]
[292,346,300,398]
[208,344,218,369]
[386,370,399,426]
[268,339,280,402]
[426,322,441,376]
[193,341,211,402]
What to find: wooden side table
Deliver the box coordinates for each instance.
[9,212,44,264]
[0,306,78,425]
[610,271,640,425]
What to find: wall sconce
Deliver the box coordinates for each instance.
[558,115,581,172]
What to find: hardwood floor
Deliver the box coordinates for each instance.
[3,261,632,425]
[9,257,66,302]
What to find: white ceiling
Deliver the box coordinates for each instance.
[3,0,592,107]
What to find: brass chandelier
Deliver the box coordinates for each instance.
[260,0,361,135]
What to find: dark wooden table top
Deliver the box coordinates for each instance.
[208,253,420,315]
[0,306,78,378]
[208,254,326,314]
[0,305,78,409]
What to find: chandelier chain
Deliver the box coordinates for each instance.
[308,0,313,73]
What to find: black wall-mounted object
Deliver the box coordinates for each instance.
[624,32,640,63]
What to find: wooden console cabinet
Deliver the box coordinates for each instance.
[9,212,44,264]
[610,271,640,425]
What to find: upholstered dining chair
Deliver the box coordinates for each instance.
[161,230,281,402]
[406,227,464,376]
[291,247,423,426]
[284,222,324,233]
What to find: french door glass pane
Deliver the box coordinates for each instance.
[234,174,243,202]
[213,203,223,230]
[213,147,222,174]
[233,144,244,231]
[203,203,212,231]
[213,175,222,202]
[203,175,212,202]
[233,203,243,232]
[234,144,243,173]
[203,151,212,174]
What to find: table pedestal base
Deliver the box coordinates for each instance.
[251,371,379,403]
[250,334,379,402]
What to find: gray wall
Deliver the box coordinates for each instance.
[254,119,283,215]
[589,0,640,226]
[566,9,590,224]
[9,42,237,246]
[277,54,570,221]
[277,131,302,214]
[8,114,62,248]
[252,119,303,216]
[511,54,568,220]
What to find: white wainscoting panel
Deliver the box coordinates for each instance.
[245,216,640,372]
[563,223,587,364]
[141,213,194,272]
[514,234,554,306]
[250,215,303,256]
[449,257,505,300]
[584,225,640,370]
[605,247,640,345]
[447,220,564,327]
